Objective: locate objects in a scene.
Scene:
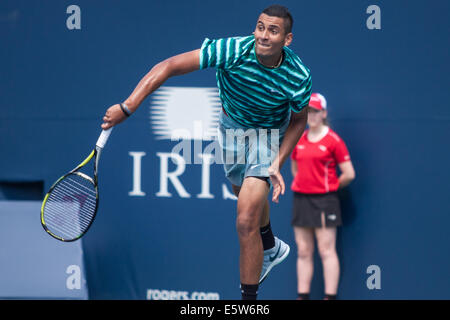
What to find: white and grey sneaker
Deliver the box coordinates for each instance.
[259,237,290,284]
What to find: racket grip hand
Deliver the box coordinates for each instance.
[96,128,113,149]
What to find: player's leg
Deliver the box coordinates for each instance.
[260,197,270,227]
[245,176,289,285]
[235,177,269,298]
[234,182,278,270]
[259,198,275,251]
[234,183,272,246]
[234,184,270,227]
[293,226,315,299]
[315,221,340,299]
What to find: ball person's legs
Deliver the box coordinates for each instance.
[293,226,315,295]
[315,220,340,296]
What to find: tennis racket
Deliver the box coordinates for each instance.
[40,128,113,242]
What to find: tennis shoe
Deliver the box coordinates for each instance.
[259,236,290,284]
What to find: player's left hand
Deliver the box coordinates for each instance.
[268,166,285,203]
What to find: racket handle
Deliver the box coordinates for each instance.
[96,128,113,149]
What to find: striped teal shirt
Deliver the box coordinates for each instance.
[199,35,312,128]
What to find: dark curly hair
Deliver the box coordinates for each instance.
[262,4,293,34]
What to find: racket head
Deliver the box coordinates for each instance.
[41,170,99,242]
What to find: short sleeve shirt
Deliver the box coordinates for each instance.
[199,35,312,128]
[291,128,351,194]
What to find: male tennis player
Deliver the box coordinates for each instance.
[101,5,311,300]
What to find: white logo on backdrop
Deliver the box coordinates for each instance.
[149,86,221,141]
[366,265,381,290]
[66,265,81,290]
[66,5,81,30]
[129,86,237,200]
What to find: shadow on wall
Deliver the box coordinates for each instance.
[338,188,357,226]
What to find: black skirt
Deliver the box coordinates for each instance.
[292,192,342,228]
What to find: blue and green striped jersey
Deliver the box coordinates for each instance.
[199,35,312,128]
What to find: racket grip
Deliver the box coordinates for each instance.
[96,128,113,149]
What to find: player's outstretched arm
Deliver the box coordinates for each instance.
[101,49,200,129]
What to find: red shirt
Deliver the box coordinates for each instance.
[290,128,350,194]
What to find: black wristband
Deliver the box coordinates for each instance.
[120,103,131,117]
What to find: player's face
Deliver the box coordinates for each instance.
[307,107,327,128]
[254,13,292,59]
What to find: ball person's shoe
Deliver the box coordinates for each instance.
[259,237,290,284]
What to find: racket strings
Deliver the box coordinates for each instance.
[44,173,97,240]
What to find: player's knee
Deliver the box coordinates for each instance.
[236,215,259,239]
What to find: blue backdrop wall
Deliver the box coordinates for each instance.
[1,0,449,299]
